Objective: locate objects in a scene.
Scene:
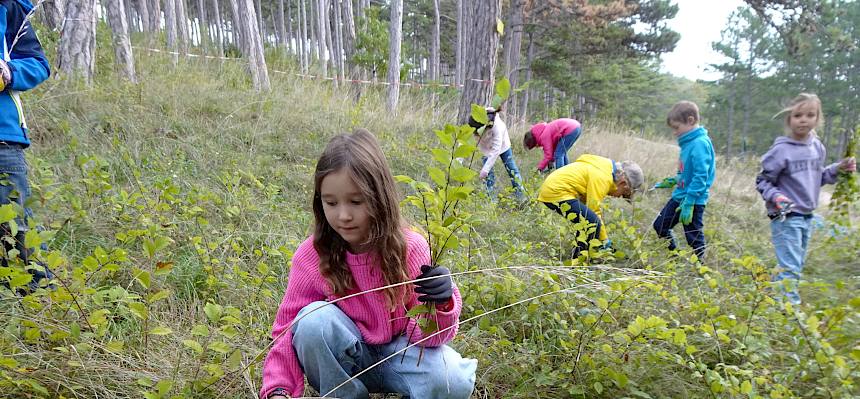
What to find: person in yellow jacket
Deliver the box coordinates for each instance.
[538,154,644,255]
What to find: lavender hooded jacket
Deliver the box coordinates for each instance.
[755,135,840,215]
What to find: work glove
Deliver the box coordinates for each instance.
[414,265,453,304]
[676,199,694,225]
[652,177,677,190]
[772,194,793,211]
[0,60,10,92]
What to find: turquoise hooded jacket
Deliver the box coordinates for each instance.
[671,126,716,205]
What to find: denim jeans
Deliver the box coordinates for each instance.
[652,198,706,259]
[0,143,53,292]
[770,215,812,305]
[483,148,526,200]
[553,126,581,169]
[292,301,477,399]
[543,199,602,254]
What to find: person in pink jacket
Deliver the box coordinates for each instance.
[260,129,476,399]
[523,118,583,172]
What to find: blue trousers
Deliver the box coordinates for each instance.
[543,199,602,254]
[652,198,706,259]
[770,215,812,305]
[292,301,477,399]
[553,126,581,169]
[0,144,53,292]
[482,148,525,200]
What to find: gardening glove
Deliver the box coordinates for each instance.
[0,60,9,92]
[414,265,453,304]
[772,194,793,211]
[652,177,677,190]
[676,199,694,225]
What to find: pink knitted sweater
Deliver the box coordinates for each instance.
[259,229,463,398]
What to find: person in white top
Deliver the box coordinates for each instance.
[468,106,527,203]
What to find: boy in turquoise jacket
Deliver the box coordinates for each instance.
[652,101,715,259]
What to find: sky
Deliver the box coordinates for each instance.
[660,0,746,81]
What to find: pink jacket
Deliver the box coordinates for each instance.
[531,118,581,170]
[259,229,463,398]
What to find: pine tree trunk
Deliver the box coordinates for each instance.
[254,0,264,39]
[317,0,328,76]
[458,0,500,123]
[277,0,287,49]
[176,0,189,54]
[341,0,355,74]
[333,0,343,80]
[519,31,534,122]
[148,0,161,33]
[300,0,309,72]
[386,0,402,113]
[164,0,179,63]
[232,0,271,90]
[287,0,294,54]
[503,0,524,117]
[42,0,65,31]
[137,0,151,32]
[726,75,736,155]
[212,0,223,53]
[429,0,440,81]
[124,0,137,33]
[197,0,209,49]
[58,0,97,84]
[105,0,137,82]
[455,0,463,87]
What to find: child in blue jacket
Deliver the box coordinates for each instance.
[0,0,53,293]
[652,101,715,260]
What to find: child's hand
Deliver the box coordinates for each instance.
[414,265,453,303]
[676,200,694,225]
[479,170,489,179]
[773,194,793,210]
[838,157,856,173]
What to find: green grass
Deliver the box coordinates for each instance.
[0,42,857,399]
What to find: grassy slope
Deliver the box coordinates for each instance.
[2,43,858,398]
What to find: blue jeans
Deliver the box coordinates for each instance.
[553,126,581,169]
[543,199,602,254]
[0,144,53,292]
[483,148,525,200]
[652,198,706,259]
[770,216,812,305]
[292,301,477,399]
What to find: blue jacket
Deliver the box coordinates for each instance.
[0,0,50,147]
[671,126,716,205]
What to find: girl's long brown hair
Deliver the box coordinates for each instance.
[312,129,409,307]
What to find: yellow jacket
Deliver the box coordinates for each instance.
[537,154,617,240]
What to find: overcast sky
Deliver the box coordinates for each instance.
[660,0,746,81]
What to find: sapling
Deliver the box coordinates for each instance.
[829,126,858,224]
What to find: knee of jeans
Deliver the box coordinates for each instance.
[292,301,341,336]
[426,360,476,399]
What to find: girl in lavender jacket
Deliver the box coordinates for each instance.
[468,107,527,203]
[755,93,856,305]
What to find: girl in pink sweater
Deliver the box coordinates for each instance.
[523,118,583,172]
[260,129,476,399]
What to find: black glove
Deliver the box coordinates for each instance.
[414,265,453,303]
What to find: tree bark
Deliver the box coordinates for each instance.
[41,0,65,31]
[212,0,224,53]
[148,0,161,33]
[455,0,463,86]
[503,0,524,118]
[429,0,440,81]
[176,0,190,55]
[333,0,344,80]
[386,0,403,113]
[277,0,287,49]
[231,0,271,90]
[197,0,209,49]
[255,0,264,40]
[317,0,328,76]
[458,0,501,123]
[105,0,137,82]
[137,0,151,32]
[287,0,294,54]
[520,31,534,122]
[300,0,309,72]
[58,0,97,84]
[341,0,355,74]
[164,0,179,63]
